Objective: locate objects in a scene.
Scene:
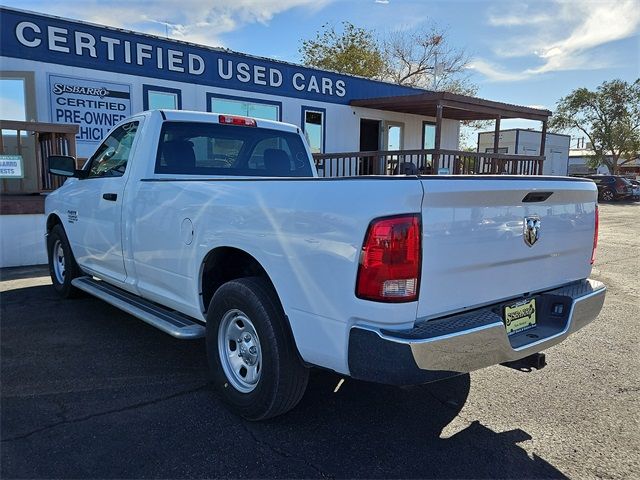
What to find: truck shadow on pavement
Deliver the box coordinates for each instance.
[1,283,566,479]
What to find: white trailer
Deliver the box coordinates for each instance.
[478,129,570,176]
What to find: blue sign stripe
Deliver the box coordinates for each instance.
[0,7,426,105]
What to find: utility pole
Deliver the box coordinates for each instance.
[433,50,438,90]
[432,34,442,91]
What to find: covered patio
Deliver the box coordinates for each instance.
[313,91,552,176]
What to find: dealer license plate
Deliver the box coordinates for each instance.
[504,298,537,335]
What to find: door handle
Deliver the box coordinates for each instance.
[102,193,117,201]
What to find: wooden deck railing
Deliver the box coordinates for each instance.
[0,120,79,194]
[313,149,544,177]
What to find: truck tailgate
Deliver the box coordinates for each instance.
[417,177,598,319]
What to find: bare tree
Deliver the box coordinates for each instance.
[383,26,474,94]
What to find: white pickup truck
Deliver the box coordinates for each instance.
[46,110,606,420]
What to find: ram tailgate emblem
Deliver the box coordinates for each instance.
[523,215,541,247]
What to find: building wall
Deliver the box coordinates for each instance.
[477,130,517,153]
[0,214,47,267]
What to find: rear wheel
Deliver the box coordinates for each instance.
[47,224,82,298]
[206,277,309,420]
[601,188,615,202]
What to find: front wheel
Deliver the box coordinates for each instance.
[206,277,309,420]
[47,224,82,298]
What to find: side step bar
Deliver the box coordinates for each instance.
[71,277,205,339]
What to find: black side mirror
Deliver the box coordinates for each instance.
[48,155,78,177]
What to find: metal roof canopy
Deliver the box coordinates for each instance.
[349,91,552,121]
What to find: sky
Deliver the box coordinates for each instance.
[2,0,639,143]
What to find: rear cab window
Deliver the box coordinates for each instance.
[155,121,313,177]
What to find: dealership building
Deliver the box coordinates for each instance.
[0,6,467,162]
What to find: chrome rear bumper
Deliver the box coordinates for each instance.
[348,279,606,385]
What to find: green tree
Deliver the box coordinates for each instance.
[550,79,640,174]
[299,22,385,78]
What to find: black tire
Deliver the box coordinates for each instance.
[206,277,309,421]
[600,188,615,202]
[47,224,83,298]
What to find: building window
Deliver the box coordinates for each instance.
[1,72,36,122]
[422,121,436,150]
[0,78,27,121]
[301,106,325,154]
[207,93,281,121]
[143,85,182,111]
[385,122,404,151]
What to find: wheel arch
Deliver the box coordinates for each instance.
[46,213,63,233]
[199,246,281,315]
[199,246,305,362]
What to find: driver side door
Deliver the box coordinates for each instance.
[65,120,140,284]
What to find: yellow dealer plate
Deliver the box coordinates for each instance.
[504,298,537,335]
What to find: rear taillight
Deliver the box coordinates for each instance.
[591,205,599,265]
[356,214,421,302]
[218,115,257,127]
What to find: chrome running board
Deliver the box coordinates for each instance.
[71,277,205,339]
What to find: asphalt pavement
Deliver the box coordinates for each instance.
[1,202,639,479]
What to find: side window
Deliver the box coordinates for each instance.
[86,122,139,178]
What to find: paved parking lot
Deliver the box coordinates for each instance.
[1,203,639,479]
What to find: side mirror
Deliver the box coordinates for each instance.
[48,155,78,177]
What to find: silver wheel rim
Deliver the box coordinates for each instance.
[603,190,613,201]
[218,309,262,393]
[52,240,66,285]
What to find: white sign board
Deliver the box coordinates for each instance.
[0,155,24,178]
[438,168,450,175]
[49,74,131,145]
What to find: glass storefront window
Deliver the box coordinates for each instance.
[210,97,279,121]
[423,122,436,149]
[0,78,27,121]
[148,91,178,110]
[143,85,181,111]
[303,110,324,154]
[386,124,403,151]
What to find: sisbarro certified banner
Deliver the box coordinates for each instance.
[48,74,131,144]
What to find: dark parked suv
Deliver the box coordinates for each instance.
[585,175,634,201]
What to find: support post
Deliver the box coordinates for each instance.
[434,103,443,173]
[493,115,501,173]
[493,116,501,153]
[540,120,547,155]
[539,120,547,175]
